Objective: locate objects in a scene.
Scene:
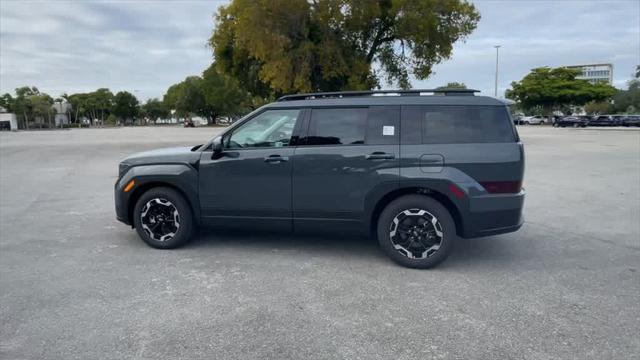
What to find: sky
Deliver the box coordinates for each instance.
[0,0,638,101]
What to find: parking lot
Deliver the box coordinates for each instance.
[1,126,639,359]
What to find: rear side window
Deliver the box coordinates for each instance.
[306,108,367,145]
[417,105,515,144]
[366,106,399,145]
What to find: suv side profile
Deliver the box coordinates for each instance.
[115,89,525,268]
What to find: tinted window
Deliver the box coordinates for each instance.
[367,106,399,145]
[227,109,300,148]
[421,106,515,144]
[307,108,366,145]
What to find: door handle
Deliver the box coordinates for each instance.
[365,152,395,160]
[264,155,289,163]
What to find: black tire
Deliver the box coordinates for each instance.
[133,187,194,249]
[377,195,455,269]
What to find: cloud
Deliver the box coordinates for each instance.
[410,0,640,95]
[0,0,638,100]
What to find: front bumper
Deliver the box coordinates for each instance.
[114,176,132,226]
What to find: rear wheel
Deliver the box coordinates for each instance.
[133,187,194,249]
[377,195,455,269]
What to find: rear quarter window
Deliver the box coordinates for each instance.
[419,105,516,144]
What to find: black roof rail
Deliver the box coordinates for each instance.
[277,88,479,102]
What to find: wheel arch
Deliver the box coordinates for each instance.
[369,187,464,237]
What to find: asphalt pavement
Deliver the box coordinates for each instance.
[1,126,639,359]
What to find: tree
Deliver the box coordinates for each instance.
[584,101,612,115]
[505,67,617,114]
[209,0,480,98]
[163,76,207,122]
[436,82,467,89]
[201,64,250,122]
[113,91,139,123]
[611,66,640,114]
[90,88,115,126]
[141,98,170,123]
[67,93,90,126]
[29,93,54,128]
[13,86,40,129]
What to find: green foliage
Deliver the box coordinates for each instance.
[611,69,640,114]
[436,82,467,89]
[141,98,170,122]
[506,67,617,114]
[201,64,250,121]
[67,88,114,125]
[584,101,613,115]
[210,0,480,98]
[163,76,207,121]
[163,65,250,124]
[106,114,118,125]
[113,91,139,121]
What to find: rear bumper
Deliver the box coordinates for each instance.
[462,190,525,238]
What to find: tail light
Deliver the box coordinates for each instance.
[480,181,522,194]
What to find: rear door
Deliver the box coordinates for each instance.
[292,106,400,232]
[400,105,523,191]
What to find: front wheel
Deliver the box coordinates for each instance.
[377,195,455,269]
[133,187,195,249]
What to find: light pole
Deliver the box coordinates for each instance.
[494,45,501,97]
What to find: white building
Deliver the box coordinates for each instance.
[0,106,18,131]
[565,63,613,84]
[52,101,71,126]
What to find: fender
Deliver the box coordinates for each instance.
[364,178,469,237]
[115,163,200,226]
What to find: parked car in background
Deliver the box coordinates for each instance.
[622,115,640,127]
[589,115,618,126]
[553,116,588,128]
[520,116,546,125]
[512,114,523,125]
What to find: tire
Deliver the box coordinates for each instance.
[377,195,455,269]
[133,187,195,249]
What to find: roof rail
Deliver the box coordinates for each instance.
[277,88,479,102]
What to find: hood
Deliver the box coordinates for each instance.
[121,146,201,166]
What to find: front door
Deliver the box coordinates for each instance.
[199,109,302,231]
[292,106,400,233]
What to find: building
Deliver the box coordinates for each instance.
[565,63,613,84]
[52,101,71,126]
[0,106,18,131]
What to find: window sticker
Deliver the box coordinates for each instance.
[382,126,395,136]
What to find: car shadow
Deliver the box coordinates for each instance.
[180,227,529,269]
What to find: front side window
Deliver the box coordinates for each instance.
[227,109,300,148]
[306,108,367,145]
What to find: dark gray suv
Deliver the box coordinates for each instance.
[115,89,525,268]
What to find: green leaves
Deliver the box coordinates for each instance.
[113,91,139,121]
[506,67,617,113]
[209,0,480,98]
[162,65,250,124]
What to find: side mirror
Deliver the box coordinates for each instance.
[211,136,224,159]
[212,136,223,152]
